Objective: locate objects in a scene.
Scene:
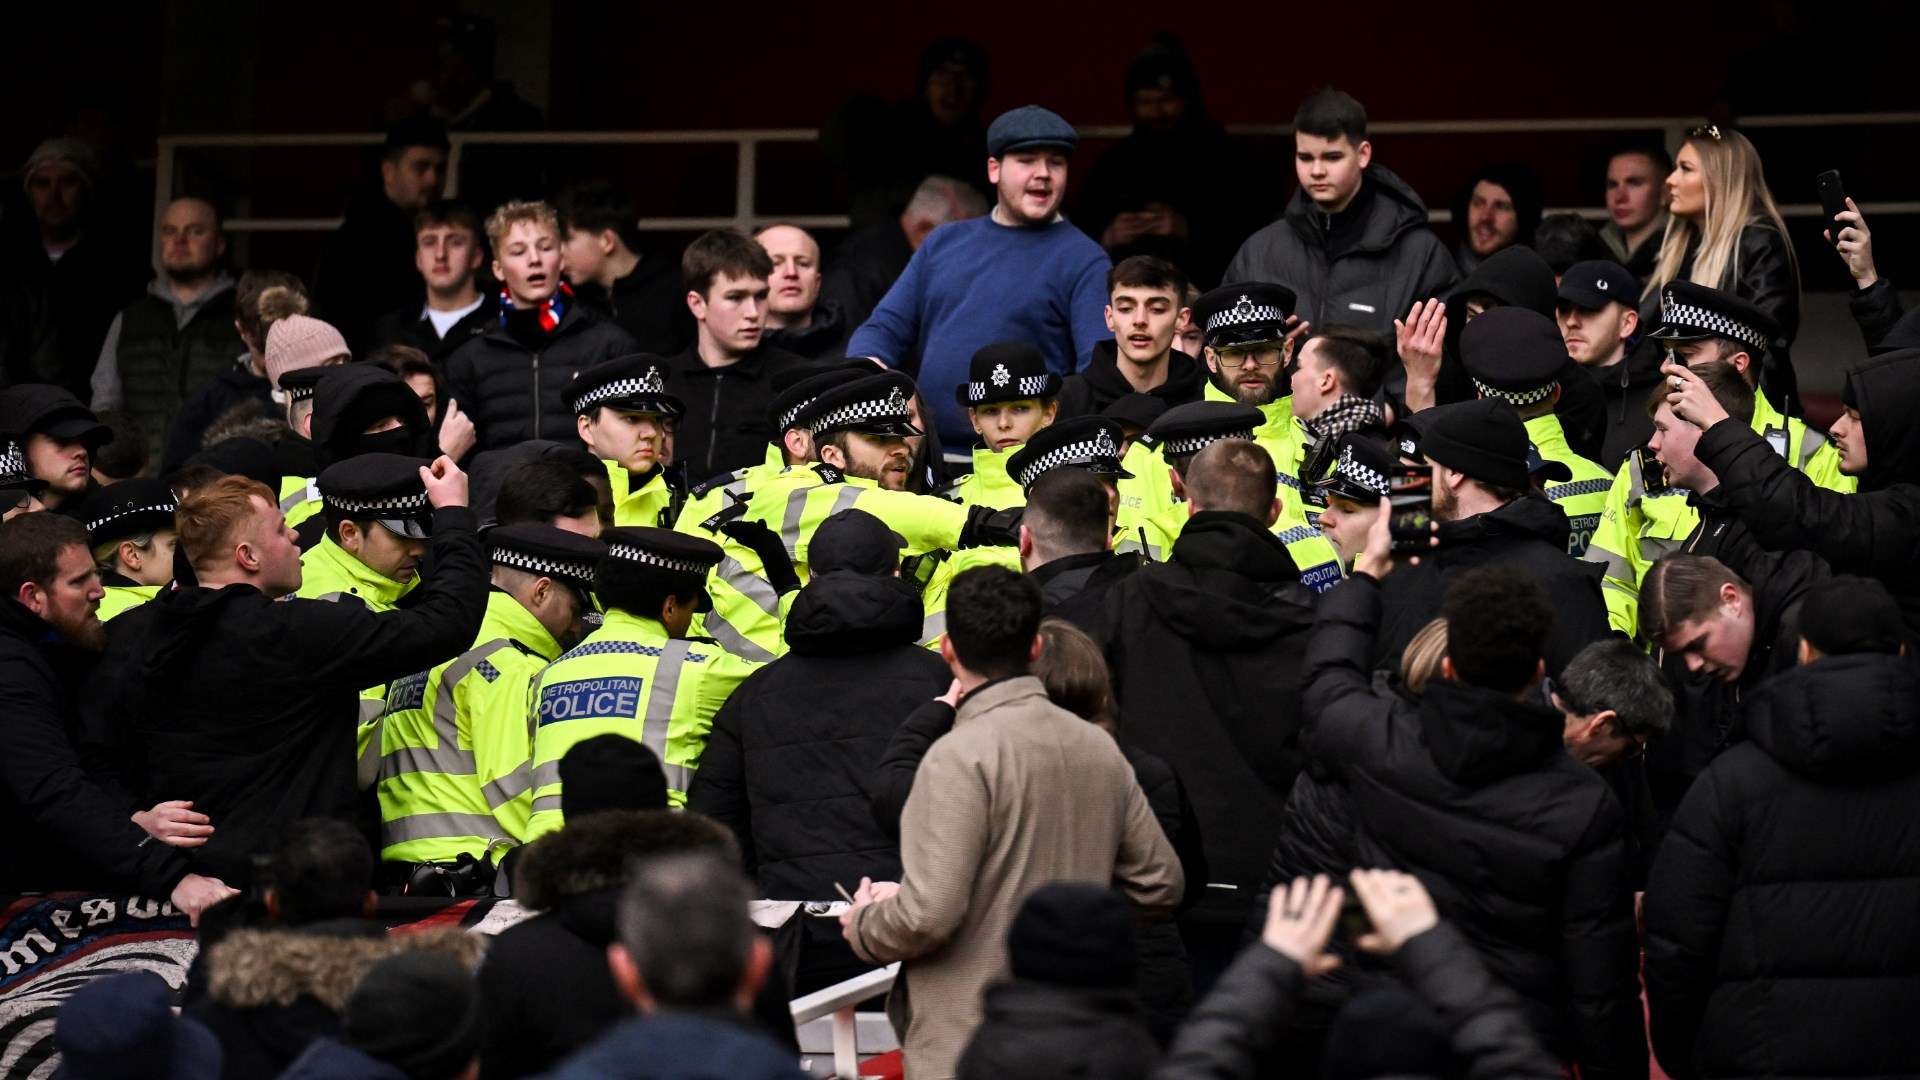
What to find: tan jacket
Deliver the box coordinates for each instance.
[846,675,1184,1079]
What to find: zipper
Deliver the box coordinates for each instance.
[531,351,542,439]
[706,372,722,477]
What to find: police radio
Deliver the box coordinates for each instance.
[1633,446,1672,495]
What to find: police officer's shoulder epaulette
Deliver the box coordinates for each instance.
[686,634,721,646]
[700,501,750,533]
[690,468,749,499]
[811,463,845,484]
[934,477,968,503]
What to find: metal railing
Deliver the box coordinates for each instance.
[155,111,1920,240]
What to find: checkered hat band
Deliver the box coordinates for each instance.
[492,546,595,582]
[1014,440,1122,488]
[807,396,910,434]
[1205,303,1285,334]
[966,374,1054,402]
[0,442,28,481]
[1335,456,1389,496]
[606,543,712,575]
[1662,299,1768,350]
[1471,378,1557,407]
[778,398,818,432]
[1162,428,1254,457]
[323,491,430,516]
[575,377,675,414]
[286,384,316,402]
[87,503,178,533]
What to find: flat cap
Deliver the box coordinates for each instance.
[0,384,109,448]
[1144,400,1261,458]
[569,354,684,418]
[987,105,1077,158]
[1006,416,1133,491]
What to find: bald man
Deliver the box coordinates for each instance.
[755,223,849,361]
[91,197,246,461]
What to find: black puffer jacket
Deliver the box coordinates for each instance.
[1644,653,1920,1080]
[1372,495,1610,677]
[441,303,640,453]
[1086,511,1315,925]
[1693,348,1920,635]
[686,570,948,900]
[1305,575,1645,1080]
[958,981,1159,1080]
[1056,341,1205,421]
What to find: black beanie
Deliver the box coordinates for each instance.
[560,733,670,820]
[343,951,482,1080]
[1007,883,1136,989]
[1320,986,1451,1080]
[1799,576,1907,656]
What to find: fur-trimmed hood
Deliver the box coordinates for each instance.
[205,923,483,1010]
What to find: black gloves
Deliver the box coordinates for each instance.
[718,519,802,596]
[958,504,1023,549]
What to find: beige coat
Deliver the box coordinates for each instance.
[846,676,1184,1079]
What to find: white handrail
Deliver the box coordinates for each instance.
[790,962,899,1080]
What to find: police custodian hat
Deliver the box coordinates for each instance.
[796,372,921,438]
[1313,434,1395,503]
[0,439,47,497]
[75,478,178,546]
[1144,400,1261,458]
[597,525,724,611]
[1190,282,1297,351]
[487,522,605,590]
[1647,281,1778,352]
[955,342,1062,408]
[1461,307,1566,407]
[569,355,684,418]
[1005,416,1133,492]
[317,453,436,540]
[277,365,326,404]
[767,361,874,437]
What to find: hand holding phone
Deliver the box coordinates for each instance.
[1387,465,1435,556]
[1816,170,1848,246]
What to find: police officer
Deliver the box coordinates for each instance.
[377,523,606,884]
[1310,432,1394,570]
[74,478,178,621]
[1461,307,1612,556]
[1585,282,1852,638]
[1124,400,1257,559]
[273,366,326,534]
[569,355,685,528]
[0,440,49,521]
[945,342,1063,508]
[528,526,758,829]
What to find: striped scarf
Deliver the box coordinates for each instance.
[1306,394,1384,440]
[499,281,571,332]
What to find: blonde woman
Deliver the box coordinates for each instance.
[1641,125,1800,410]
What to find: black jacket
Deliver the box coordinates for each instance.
[442,304,641,454]
[686,571,949,900]
[1149,923,1562,1080]
[314,193,421,354]
[1644,653,1920,1080]
[1848,277,1913,355]
[97,507,487,886]
[1057,341,1205,421]
[823,221,914,337]
[368,294,499,365]
[1693,348,1920,635]
[1640,225,1801,415]
[1087,511,1315,923]
[0,598,187,896]
[958,981,1159,1080]
[479,886,628,1080]
[571,255,695,357]
[1593,337,1665,471]
[1372,495,1610,676]
[1033,549,1142,628]
[163,359,276,474]
[763,302,851,363]
[661,343,805,485]
[1075,116,1271,287]
[1304,575,1646,1079]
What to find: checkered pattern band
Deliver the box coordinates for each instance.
[0,441,30,484]
[965,372,1054,403]
[1331,444,1388,497]
[285,383,317,403]
[492,546,596,583]
[606,543,714,575]
[1660,296,1769,351]
[574,368,674,414]
[1014,430,1125,489]
[1205,294,1285,334]
[1471,378,1557,407]
[1161,427,1254,458]
[777,397,819,432]
[807,387,912,434]
[322,490,429,516]
[87,502,178,534]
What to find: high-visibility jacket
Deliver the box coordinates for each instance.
[527,609,758,832]
[607,459,674,528]
[98,584,160,622]
[1584,392,1853,638]
[671,445,787,535]
[918,447,1027,644]
[280,474,321,530]
[1113,440,1177,560]
[299,535,419,786]
[1526,414,1614,558]
[376,590,562,864]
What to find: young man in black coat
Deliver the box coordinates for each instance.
[686,508,949,992]
[1644,578,1920,1080]
[1371,398,1610,675]
[1305,522,1645,1079]
[1084,438,1315,987]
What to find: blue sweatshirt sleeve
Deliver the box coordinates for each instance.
[846,237,930,365]
[1067,248,1114,372]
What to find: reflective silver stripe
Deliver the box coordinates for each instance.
[1796,425,1827,471]
[532,794,562,813]
[532,760,563,790]
[718,556,781,619]
[1585,545,1632,578]
[380,640,516,781]
[482,769,532,810]
[384,811,511,844]
[382,742,476,777]
[701,607,777,662]
[1643,536,1682,562]
[828,485,862,518]
[645,641,692,788]
[280,482,314,513]
[780,488,811,550]
[919,609,947,646]
[662,762,694,793]
[357,719,383,790]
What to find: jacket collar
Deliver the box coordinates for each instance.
[1202,377,1294,434]
[145,272,236,317]
[481,588,563,662]
[1523,413,1575,460]
[307,535,413,607]
[956,673,1048,724]
[1029,550,1113,587]
[596,608,672,645]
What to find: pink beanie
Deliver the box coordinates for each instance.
[265,315,351,388]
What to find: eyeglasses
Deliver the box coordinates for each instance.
[1687,123,1724,142]
[1218,349,1286,369]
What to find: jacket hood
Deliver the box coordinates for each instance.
[1418,679,1564,786]
[1285,164,1433,255]
[1437,493,1569,550]
[1843,347,1920,491]
[1741,653,1920,780]
[138,584,262,685]
[785,571,926,655]
[1146,512,1313,647]
[1445,242,1554,331]
[1079,341,1206,403]
[1449,164,1544,253]
[765,302,847,355]
[205,923,480,1010]
[309,364,433,469]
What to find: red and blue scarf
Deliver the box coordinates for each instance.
[499,281,571,332]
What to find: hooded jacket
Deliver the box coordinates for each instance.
[1222,165,1458,338]
[1056,341,1205,421]
[1086,511,1315,923]
[1304,575,1646,1079]
[1449,163,1543,276]
[1644,653,1920,1080]
[762,300,850,363]
[309,363,435,471]
[442,302,641,454]
[957,981,1159,1080]
[1372,495,1610,677]
[686,571,948,901]
[163,357,276,474]
[1693,348,1920,635]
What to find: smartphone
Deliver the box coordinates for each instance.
[1634,446,1670,494]
[1387,465,1433,555]
[1816,170,1848,244]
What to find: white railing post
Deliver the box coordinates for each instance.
[445,134,466,200]
[736,136,758,232]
